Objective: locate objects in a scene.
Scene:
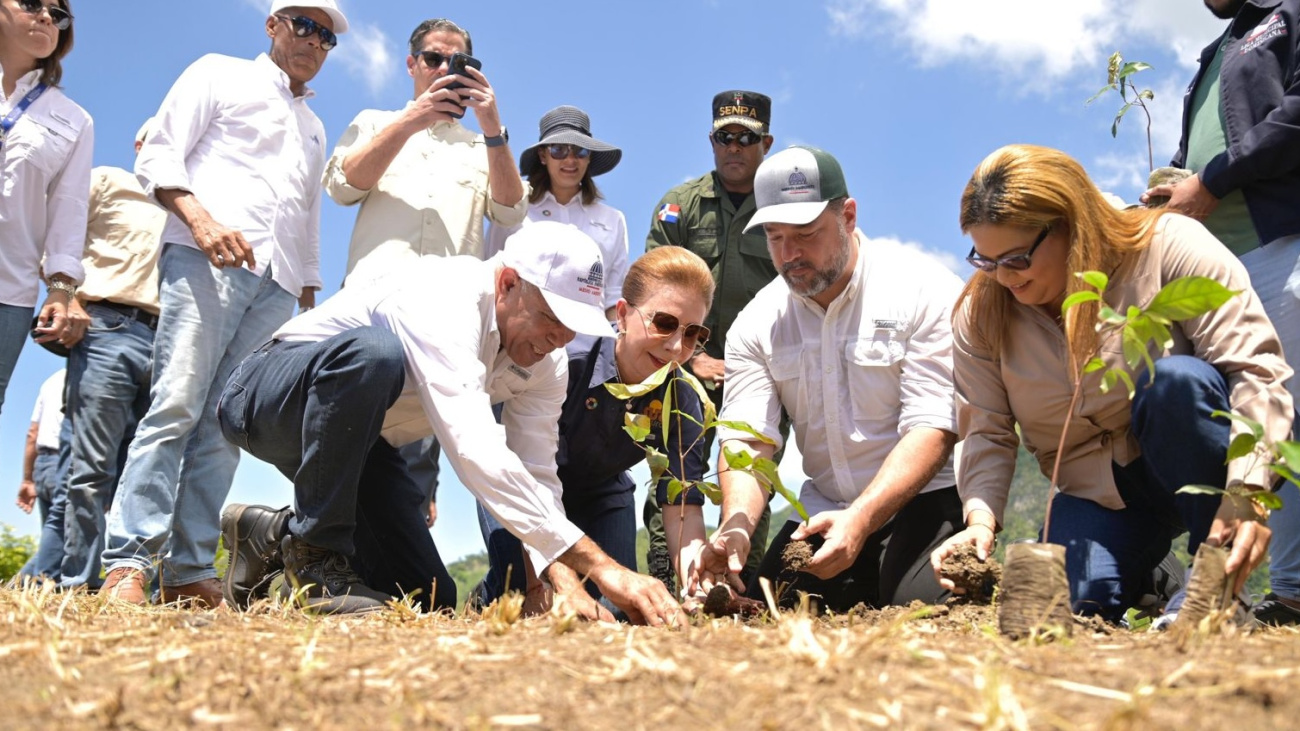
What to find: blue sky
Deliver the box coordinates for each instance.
[1,0,1230,562]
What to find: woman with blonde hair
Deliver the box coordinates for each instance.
[931,144,1292,623]
[0,0,91,413]
[477,246,715,616]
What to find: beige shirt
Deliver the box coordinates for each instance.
[78,167,167,314]
[324,105,528,276]
[955,214,1294,525]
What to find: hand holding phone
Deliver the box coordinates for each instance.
[444,52,481,119]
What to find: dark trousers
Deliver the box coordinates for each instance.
[748,486,963,613]
[1048,355,1231,621]
[217,327,456,610]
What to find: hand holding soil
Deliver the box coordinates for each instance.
[937,543,1002,604]
[701,585,766,618]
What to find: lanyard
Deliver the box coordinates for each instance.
[0,82,49,151]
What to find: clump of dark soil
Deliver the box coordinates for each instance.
[782,539,814,572]
[701,585,766,618]
[939,543,1002,604]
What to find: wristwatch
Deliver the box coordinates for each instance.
[47,279,77,299]
[484,126,508,148]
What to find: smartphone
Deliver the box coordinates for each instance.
[444,52,481,119]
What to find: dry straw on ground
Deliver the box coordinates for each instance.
[0,581,1297,730]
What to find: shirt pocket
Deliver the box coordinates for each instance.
[6,112,74,180]
[845,332,905,422]
[686,212,720,262]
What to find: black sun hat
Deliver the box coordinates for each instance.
[519,106,622,179]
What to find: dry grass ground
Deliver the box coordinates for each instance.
[0,582,1298,730]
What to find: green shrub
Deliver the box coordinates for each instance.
[0,525,36,581]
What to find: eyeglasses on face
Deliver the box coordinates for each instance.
[276,14,337,51]
[17,0,71,30]
[544,144,591,161]
[632,305,710,353]
[711,129,765,148]
[966,225,1053,273]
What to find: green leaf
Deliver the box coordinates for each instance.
[1210,410,1266,441]
[722,444,754,470]
[1086,83,1118,105]
[1061,290,1101,314]
[1118,61,1152,79]
[694,481,723,505]
[1113,369,1136,399]
[1082,357,1107,374]
[1225,432,1259,463]
[674,369,717,425]
[1275,440,1300,471]
[1250,490,1285,511]
[712,420,777,445]
[1100,369,1119,395]
[1139,89,1154,101]
[1270,463,1300,490]
[661,377,673,445]
[1177,484,1227,498]
[1098,306,1126,326]
[1144,276,1239,322]
[603,360,675,399]
[644,446,669,487]
[1121,324,1148,372]
[749,457,810,523]
[622,413,651,442]
[1078,271,1109,293]
[665,478,684,504]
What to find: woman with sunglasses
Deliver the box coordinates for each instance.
[486,105,626,318]
[0,0,89,414]
[476,246,715,616]
[930,144,1292,624]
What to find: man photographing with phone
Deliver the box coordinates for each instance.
[317,19,527,533]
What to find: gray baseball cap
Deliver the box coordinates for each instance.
[744,146,849,232]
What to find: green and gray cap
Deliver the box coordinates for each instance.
[743,146,849,232]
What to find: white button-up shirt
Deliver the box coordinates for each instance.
[135,54,325,296]
[485,192,629,308]
[0,69,91,307]
[325,106,528,275]
[719,230,961,519]
[31,369,66,450]
[274,254,583,570]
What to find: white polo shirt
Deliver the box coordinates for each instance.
[719,230,962,520]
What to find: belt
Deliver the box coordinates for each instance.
[89,300,159,331]
[37,446,59,456]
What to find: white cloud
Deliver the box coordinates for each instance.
[863,234,967,277]
[331,23,397,97]
[825,0,1226,86]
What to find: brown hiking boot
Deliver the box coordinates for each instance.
[101,567,148,605]
[160,578,226,609]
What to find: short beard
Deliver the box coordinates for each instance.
[781,220,852,299]
[1205,0,1247,19]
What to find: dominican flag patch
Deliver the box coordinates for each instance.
[657,203,681,223]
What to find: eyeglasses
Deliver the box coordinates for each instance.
[419,51,451,69]
[966,225,1053,273]
[544,144,591,160]
[632,305,710,353]
[17,0,71,30]
[711,129,765,148]
[275,15,337,51]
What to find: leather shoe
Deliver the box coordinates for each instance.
[160,578,226,609]
[221,503,291,609]
[101,567,148,605]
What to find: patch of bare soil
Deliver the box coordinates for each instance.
[939,543,1002,604]
[1,582,1298,730]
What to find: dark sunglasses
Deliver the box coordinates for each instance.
[419,51,452,69]
[632,305,710,352]
[17,0,71,30]
[966,225,1053,273]
[711,129,765,148]
[544,144,591,160]
[276,15,337,51]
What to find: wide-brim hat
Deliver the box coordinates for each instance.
[519,106,622,179]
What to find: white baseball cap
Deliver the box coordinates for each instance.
[269,0,349,34]
[502,222,612,339]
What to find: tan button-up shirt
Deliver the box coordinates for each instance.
[324,105,528,276]
[955,214,1294,525]
[78,167,167,314]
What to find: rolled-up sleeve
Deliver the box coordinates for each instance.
[953,300,1020,526]
[486,179,529,227]
[135,55,219,201]
[322,112,375,206]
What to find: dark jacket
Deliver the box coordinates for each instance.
[1172,0,1300,244]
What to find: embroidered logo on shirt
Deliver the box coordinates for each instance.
[644,399,663,423]
[657,203,681,223]
[1241,13,1286,54]
[508,364,532,380]
[872,319,905,330]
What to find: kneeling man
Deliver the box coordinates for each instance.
[698,147,965,612]
[219,223,681,624]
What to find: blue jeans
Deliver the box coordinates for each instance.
[103,244,294,585]
[60,304,154,589]
[476,484,636,607]
[217,329,456,611]
[1046,356,1229,621]
[0,302,34,417]
[1245,235,1300,600]
[19,422,71,580]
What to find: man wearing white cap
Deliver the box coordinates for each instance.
[697,146,965,613]
[100,1,347,606]
[219,223,684,623]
